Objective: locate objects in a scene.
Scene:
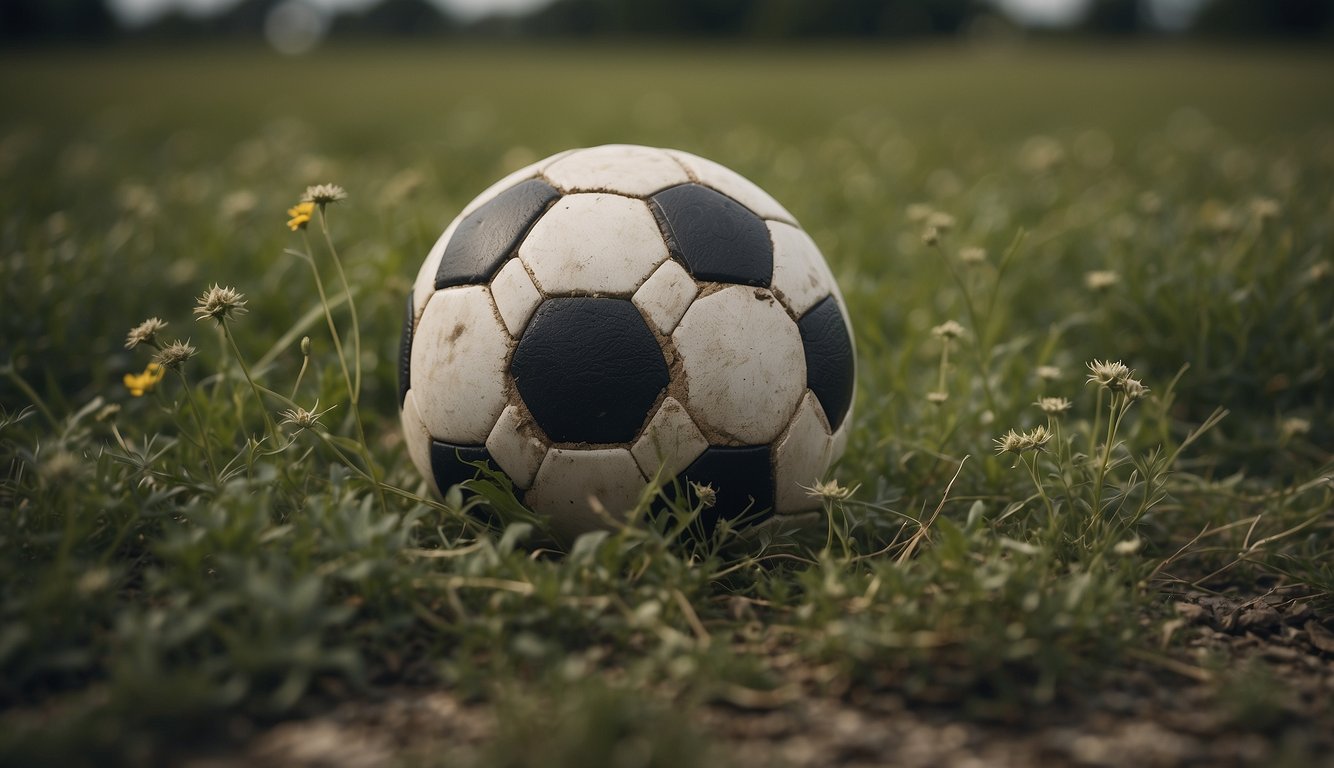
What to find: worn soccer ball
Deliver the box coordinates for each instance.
[398,144,854,541]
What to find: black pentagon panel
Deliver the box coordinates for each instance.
[650,183,773,287]
[398,291,414,408]
[435,178,560,289]
[664,446,774,534]
[510,298,668,445]
[798,296,855,431]
[429,441,496,494]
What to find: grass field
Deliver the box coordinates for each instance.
[1,44,1332,766]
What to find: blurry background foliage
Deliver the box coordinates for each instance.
[2,0,1333,45]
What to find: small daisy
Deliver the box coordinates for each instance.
[302,183,347,205]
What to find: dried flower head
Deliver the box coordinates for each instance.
[193,284,248,324]
[931,320,966,341]
[1280,417,1311,439]
[805,478,858,502]
[1121,378,1150,401]
[690,481,718,509]
[926,391,949,405]
[280,401,335,432]
[921,226,940,246]
[994,425,1052,455]
[1034,396,1073,415]
[76,567,112,594]
[1200,201,1238,234]
[125,317,168,350]
[1024,424,1052,451]
[123,362,166,397]
[302,183,347,205]
[993,429,1026,455]
[1084,270,1120,292]
[1086,359,1132,390]
[220,190,257,219]
[1248,197,1280,221]
[39,450,83,483]
[906,203,934,222]
[287,200,315,231]
[959,246,987,265]
[155,339,197,370]
[1036,365,1062,382]
[1112,537,1143,556]
[926,211,956,232]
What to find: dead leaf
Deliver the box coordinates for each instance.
[1174,602,1207,623]
[1237,604,1282,632]
[1304,620,1334,654]
[1160,618,1187,649]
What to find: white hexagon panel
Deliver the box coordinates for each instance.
[398,144,856,542]
[519,193,667,297]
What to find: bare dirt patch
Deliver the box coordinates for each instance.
[195,592,1333,768]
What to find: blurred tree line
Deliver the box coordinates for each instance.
[2,0,1332,43]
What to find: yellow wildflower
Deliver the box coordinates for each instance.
[287,200,315,231]
[123,362,165,397]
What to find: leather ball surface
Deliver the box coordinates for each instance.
[399,144,855,540]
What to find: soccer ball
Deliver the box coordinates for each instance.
[398,144,854,541]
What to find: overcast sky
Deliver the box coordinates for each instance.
[106,0,1206,29]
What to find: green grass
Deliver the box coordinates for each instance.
[1,44,1332,765]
